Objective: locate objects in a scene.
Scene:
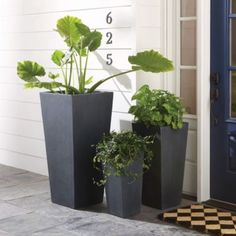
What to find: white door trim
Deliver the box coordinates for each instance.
[197,0,211,201]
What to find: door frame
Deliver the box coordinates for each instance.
[197,0,211,201]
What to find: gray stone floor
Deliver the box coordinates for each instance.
[0,164,204,236]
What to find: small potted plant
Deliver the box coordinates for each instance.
[93,131,153,218]
[129,85,188,210]
[16,15,173,209]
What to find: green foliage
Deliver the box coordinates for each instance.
[17,15,174,95]
[128,50,174,73]
[129,85,185,129]
[93,131,153,186]
[17,61,45,82]
[82,31,102,52]
[56,16,81,47]
[48,72,60,80]
[51,50,65,66]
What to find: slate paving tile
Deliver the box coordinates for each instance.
[0,172,47,188]
[0,230,12,236]
[7,192,51,211]
[58,215,156,236]
[0,164,199,236]
[0,166,27,178]
[135,222,205,236]
[0,212,61,236]
[32,226,81,236]
[0,202,31,220]
[0,180,49,201]
[34,203,99,223]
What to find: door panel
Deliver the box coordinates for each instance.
[211,0,236,203]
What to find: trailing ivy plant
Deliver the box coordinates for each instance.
[129,85,185,129]
[93,131,153,186]
[17,16,174,94]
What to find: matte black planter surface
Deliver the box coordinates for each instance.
[40,91,113,209]
[105,157,143,218]
[132,122,188,210]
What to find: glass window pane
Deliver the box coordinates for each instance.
[180,69,197,115]
[181,0,196,17]
[231,71,236,117]
[231,19,236,66]
[231,0,236,13]
[181,21,197,66]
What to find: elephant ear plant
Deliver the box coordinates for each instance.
[16,16,174,94]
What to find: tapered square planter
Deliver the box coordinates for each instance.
[105,157,143,218]
[40,91,113,209]
[132,122,188,210]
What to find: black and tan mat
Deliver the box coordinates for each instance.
[159,204,236,235]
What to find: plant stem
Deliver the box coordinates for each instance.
[73,54,80,90]
[79,40,84,93]
[60,66,68,94]
[68,54,73,87]
[87,69,138,93]
[83,49,89,85]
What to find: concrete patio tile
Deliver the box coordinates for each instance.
[0,230,12,236]
[0,202,31,220]
[0,212,61,236]
[0,172,48,188]
[0,165,27,178]
[135,222,205,236]
[0,180,49,201]
[32,226,81,236]
[7,192,51,211]
[58,215,156,236]
[34,203,99,223]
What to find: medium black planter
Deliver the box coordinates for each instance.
[40,91,113,209]
[132,122,188,210]
[105,157,143,218]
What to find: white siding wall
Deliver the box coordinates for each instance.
[0,0,197,196]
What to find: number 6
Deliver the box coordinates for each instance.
[106,12,112,24]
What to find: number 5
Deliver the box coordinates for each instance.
[106,54,113,65]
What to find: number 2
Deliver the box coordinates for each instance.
[106,32,113,44]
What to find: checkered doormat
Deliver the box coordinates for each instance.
[159,204,236,235]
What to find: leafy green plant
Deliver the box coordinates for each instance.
[129,85,185,129]
[17,15,174,95]
[93,131,153,186]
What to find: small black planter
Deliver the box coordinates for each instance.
[132,122,188,210]
[105,157,143,218]
[40,91,113,209]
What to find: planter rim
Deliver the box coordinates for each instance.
[132,121,188,130]
[40,90,113,97]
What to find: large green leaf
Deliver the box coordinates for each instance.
[76,22,90,36]
[56,16,81,47]
[82,31,102,51]
[17,61,45,82]
[51,50,65,66]
[24,81,62,90]
[128,50,174,73]
[24,81,80,94]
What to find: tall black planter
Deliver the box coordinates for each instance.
[105,157,143,218]
[40,92,113,209]
[132,122,188,210]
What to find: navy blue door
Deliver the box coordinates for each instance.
[211,0,236,203]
